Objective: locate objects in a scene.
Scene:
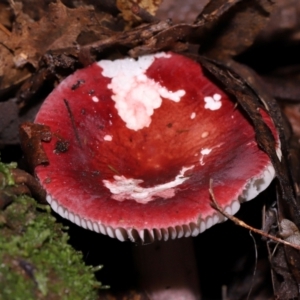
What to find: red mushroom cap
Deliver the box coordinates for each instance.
[34,52,279,242]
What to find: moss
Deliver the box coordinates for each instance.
[0,163,104,300]
[0,161,16,187]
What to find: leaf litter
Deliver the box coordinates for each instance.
[2,0,300,299]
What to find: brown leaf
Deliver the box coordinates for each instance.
[271,246,298,299]
[19,122,52,171]
[197,0,276,59]
[3,1,113,69]
[283,104,300,137]
[116,0,162,26]
[262,76,300,102]
[284,245,300,296]
[0,2,31,93]
[258,0,300,42]
[0,1,117,97]
[0,41,31,93]
[0,2,12,29]
[156,0,209,23]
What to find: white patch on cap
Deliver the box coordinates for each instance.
[199,148,212,166]
[103,165,194,204]
[92,96,99,102]
[152,52,171,59]
[98,53,186,131]
[201,148,212,155]
[190,112,196,119]
[204,93,222,110]
[104,135,113,141]
[201,131,209,138]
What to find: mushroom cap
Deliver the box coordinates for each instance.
[35,52,279,242]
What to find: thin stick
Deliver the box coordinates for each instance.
[131,4,159,23]
[246,231,257,300]
[0,23,11,36]
[209,178,300,251]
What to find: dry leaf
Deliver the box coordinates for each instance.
[0,1,115,94]
[116,0,162,25]
[198,0,276,59]
[2,1,113,69]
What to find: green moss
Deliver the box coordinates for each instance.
[0,161,16,187]
[0,163,104,300]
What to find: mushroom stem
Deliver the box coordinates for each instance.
[133,237,201,300]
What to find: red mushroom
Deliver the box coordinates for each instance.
[34,52,280,298]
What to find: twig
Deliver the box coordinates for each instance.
[0,23,11,36]
[246,231,257,300]
[209,178,300,251]
[131,4,159,23]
